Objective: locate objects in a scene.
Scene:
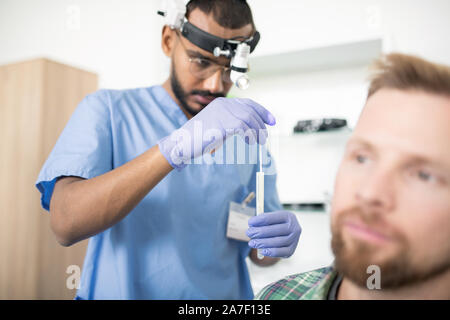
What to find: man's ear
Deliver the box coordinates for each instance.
[161,26,177,58]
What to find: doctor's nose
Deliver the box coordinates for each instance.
[202,69,225,94]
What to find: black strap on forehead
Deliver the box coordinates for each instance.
[180,21,260,55]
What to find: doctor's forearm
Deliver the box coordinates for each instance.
[49,145,172,246]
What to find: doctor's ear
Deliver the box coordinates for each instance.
[161,26,177,58]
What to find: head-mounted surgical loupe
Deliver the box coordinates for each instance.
[158,0,260,89]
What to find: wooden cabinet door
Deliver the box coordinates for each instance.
[0,58,98,299]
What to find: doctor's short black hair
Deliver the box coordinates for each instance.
[186,0,255,31]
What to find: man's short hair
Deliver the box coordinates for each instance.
[186,0,255,31]
[367,53,450,99]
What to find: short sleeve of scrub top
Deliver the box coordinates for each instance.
[36,90,112,211]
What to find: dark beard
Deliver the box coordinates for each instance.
[170,64,225,118]
[331,209,450,290]
[171,67,200,117]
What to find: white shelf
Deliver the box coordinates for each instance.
[249,38,382,77]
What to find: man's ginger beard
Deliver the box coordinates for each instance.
[331,208,450,289]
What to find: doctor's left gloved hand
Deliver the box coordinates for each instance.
[246,211,301,258]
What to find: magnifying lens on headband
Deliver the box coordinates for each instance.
[158,0,260,90]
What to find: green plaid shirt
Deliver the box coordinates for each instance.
[255,266,337,300]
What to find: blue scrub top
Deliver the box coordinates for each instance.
[36,86,282,299]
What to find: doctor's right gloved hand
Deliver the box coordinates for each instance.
[157,97,276,170]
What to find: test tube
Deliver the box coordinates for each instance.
[256,144,264,260]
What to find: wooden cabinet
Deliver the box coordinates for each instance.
[0,58,98,299]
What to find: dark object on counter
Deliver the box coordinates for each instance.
[293,118,347,133]
[283,203,325,212]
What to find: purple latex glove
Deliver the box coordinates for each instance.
[246,211,302,258]
[158,97,276,170]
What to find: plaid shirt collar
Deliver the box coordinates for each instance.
[301,267,338,300]
[256,266,339,300]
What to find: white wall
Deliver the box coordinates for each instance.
[0,0,168,89]
[248,0,450,64]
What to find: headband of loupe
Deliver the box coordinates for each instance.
[158,0,260,89]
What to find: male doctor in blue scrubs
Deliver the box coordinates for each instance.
[35,0,301,299]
